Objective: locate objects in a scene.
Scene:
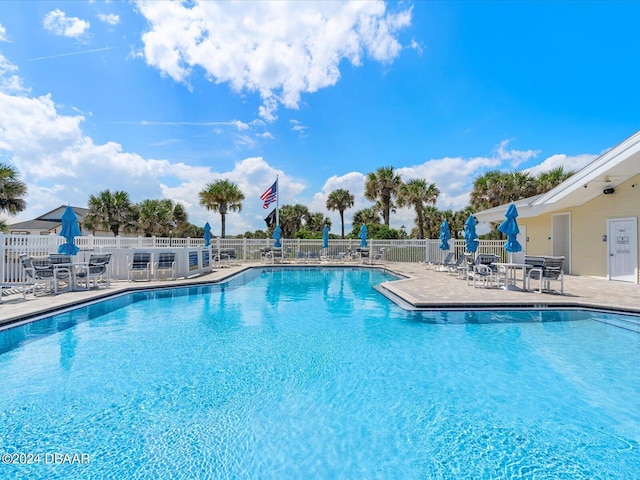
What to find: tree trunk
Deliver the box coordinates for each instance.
[340,210,345,238]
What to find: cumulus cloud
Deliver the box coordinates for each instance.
[494,139,540,168]
[43,9,91,40]
[137,0,411,121]
[525,153,596,177]
[0,23,8,42]
[0,54,29,95]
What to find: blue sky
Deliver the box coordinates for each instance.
[1,1,639,236]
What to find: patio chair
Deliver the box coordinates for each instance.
[75,253,112,289]
[307,251,320,263]
[333,251,349,263]
[527,256,564,294]
[471,254,500,288]
[154,252,176,280]
[457,254,476,281]
[434,252,454,271]
[128,252,152,281]
[20,254,57,295]
[370,248,385,264]
[446,255,465,276]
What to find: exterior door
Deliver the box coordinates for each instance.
[552,213,571,274]
[607,217,638,283]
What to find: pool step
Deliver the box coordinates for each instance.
[596,315,640,334]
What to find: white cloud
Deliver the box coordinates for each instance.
[0,23,8,42]
[494,139,540,168]
[43,9,91,40]
[290,119,308,137]
[525,153,595,177]
[136,0,411,121]
[0,54,29,95]
[98,13,120,26]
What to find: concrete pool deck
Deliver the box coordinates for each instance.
[1,261,639,328]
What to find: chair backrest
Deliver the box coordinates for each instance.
[157,252,175,268]
[475,253,497,265]
[132,252,151,269]
[22,255,54,279]
[49,254,72,265]
[542,256,564,279]
[20,254,36,279]
[524,255,544,268]
[89,253,111,266]
[441,252,454,264]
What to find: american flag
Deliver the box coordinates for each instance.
[260,180,277,209]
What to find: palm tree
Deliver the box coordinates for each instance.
[278,204,310,238]
[352,207,381,227]
[537,166,573,193]
[84,189,135,236]
[421,205,441,239]
[364,166,402,226]
[199,179,245,238]
[397,179,439,239]
[0,163,27,232]
[305,212,331,232]
[136,198,176,237]
[326,188,354,238]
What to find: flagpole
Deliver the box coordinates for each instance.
[275,175,279,227]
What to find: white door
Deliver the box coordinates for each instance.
[512,225,526,263]
[607,217,638,283]
[552,213,571,274]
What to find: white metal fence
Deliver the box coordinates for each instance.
[0,234,509,283]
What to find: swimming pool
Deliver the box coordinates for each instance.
[1,267,639,479]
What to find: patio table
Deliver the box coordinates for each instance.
[493,262,530,291]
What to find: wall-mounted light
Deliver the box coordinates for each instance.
[603,187,615,195]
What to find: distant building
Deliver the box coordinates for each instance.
[7,205,111,236]
[475,130,640,284]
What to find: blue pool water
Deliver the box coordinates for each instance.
[1,267,639,479]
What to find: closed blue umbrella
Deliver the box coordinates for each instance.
[58,206,80,255]
[359,224,368,247]
[273,225,282,248]
[464,215,479,253]
[322,225,329,249]
[203,222,212,247]
[498,203,522,259]
[439,219,450,250]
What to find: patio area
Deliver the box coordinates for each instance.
[1,261,640,328]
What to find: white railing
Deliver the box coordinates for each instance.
[0,234,511,283]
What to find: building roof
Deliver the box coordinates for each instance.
[8,205,88,232]
[475,130,640,222]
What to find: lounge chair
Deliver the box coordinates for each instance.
[75,253,112,289]
[307,251,320,263]
[154,252,176,280]
[434,252,454,271]
[446,255,465,275]
[128,252,152,281]
[527,256,564,294]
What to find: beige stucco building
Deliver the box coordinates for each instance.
[476,131,640,284]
